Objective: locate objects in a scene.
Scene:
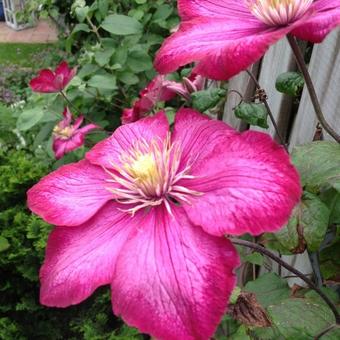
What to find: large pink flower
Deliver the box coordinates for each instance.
[52,107,98,159]
[27,110,301,339]
[155,0,340,80]
[30,61,77,93]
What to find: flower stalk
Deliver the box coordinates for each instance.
[287,35,340,143]
[230,237,340,325]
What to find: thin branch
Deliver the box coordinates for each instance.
[246,70,288,151]
[86,16,101,43]
[230,238,340,325]
[314,324,338,340]
[287,35,340,143]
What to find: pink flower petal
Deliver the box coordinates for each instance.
[40,202,135,307]
[178,0,252,20]
[61,107,72,126]
[111,204,239,340]
[172,108,236,169]
[27,160,113,226]
[291,0,340,43]
[155,17,290,80]
[29,69,58,93]
[121,107,139,124]
[55,61,77,88]
[180,131,301,236]
[86,111,169,169]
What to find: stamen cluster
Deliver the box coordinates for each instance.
[105,134,201,215]
[248,0,313,26]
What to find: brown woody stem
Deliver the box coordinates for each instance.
[287,35,340,143]
[230,238,340,326]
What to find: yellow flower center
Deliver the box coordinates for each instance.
[105,134,202,215]
[53,125,74,139]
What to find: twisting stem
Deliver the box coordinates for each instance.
[230,238,340,325]
[314,324,338,340]
[245,70,288,151]
[86,16,101,43]
[287,35,340,143]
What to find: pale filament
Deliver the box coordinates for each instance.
[105,134,201,215]
[248,0,313,26]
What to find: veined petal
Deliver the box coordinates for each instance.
[40,202,135,307]
[178,0,253,20]
[86,111,169,169]
[180,131,301,236]
[55,61,77,88]
[172,108,236,170]
[29,69,57,93]
[291,0,340,42]
[27,160,113,226]
[155,17,290,80]
[111,205,239,340]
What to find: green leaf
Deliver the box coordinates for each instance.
[191,88,226,112]
[266,209,300,254]
[0,236,10,252]
[234,103,269,128]
[268,298,339,339]
[101,14,143,35]
[299,192,330,251]
[87,74,116,90]
[118,71,139,85]
[153,4,173,21]
[244,252,264,266]
[94,48,114,67]
[244,273,290,308]
[75,6,89,23]
[264,192,330,253]
[71,23,90,34]
[127,49,153,73]
[275,71,304,96]
[16,107,44,131]
[292,141,340,191]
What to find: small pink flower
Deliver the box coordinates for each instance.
[166,72,206,99]
[155,0,340,80]
[52,107,98,159]
[30,61,77,93]
[121,75,176,124]
[27,110,301,339]
[122,73,205,124]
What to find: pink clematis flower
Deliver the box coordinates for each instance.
[122,73,205,124]
[27,110,301,339]
[155,0,340,80]
[122,74,176,124]
[30,61,77,93]
[52,107,98,159]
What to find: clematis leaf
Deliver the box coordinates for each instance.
[244,273,290,308]
[191,88,226,112]
[263,192,330,253]
[244,252,264,266]
[17,107,44,131]
[292,141,340,191]
[267,298,339,339]
[234,103,269,128]
[101,14,143,35]
[275,72,304,96]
